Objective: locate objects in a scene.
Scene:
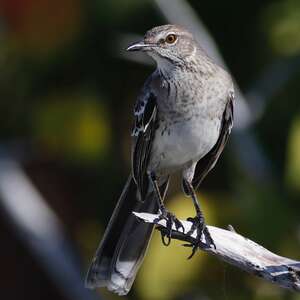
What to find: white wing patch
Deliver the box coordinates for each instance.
[131,91,156,137]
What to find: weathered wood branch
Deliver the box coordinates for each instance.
[133,212,300,292]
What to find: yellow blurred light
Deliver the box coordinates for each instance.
[263,0,300,56]
[285,115,300,191]
[69,101,111,160]
[33,92,111,162]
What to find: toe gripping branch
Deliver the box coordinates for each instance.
[183,215,216,259]
[154,210,185,246]
[133,211,300,292]
[149,172,215,253]
[149,171,184,246]
[182,179,216,258]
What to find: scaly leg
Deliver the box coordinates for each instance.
[149,172,184,246]
[183,179,216,258]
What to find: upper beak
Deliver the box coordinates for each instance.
[126,41,154,52]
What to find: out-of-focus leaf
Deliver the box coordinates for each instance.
[285,115,300,191]
[33,91,111,163]
[262,0,300,56]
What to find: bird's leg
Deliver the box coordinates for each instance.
[149,172,184,246]
[183,179,216,258]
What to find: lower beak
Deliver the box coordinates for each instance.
[126,41,154,52]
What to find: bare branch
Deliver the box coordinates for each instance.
[133,212,300,292]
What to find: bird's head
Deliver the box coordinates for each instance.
[127,25,197,69]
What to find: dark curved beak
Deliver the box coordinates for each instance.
[126,41,154,52]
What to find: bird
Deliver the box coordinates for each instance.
[85,24,234,296]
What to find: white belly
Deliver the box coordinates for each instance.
[150,117,220,173]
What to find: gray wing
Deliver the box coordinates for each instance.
[131,77,158,200]
[191,91,234,190]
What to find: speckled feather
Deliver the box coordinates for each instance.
[131,51,234,182]
[86,24,234,296]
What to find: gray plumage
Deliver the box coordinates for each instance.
[85,24,234,295]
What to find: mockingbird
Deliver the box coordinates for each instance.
[85,24,234,295]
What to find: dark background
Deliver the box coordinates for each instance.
[0,0,299,299]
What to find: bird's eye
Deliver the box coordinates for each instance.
[165,34,177,44]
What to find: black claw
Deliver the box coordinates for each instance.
[187,246,198,260]
[154,208,183,246]
[184,215,216,258]
[161,232,171,246]
[204,227,216,249]
[174,218,185,234]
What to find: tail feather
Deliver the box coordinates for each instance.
[85,175,165,295]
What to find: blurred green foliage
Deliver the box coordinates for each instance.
[263,0,300,56]
[286,116,300,192]
[33,91,111,162]
[0,0,299,300]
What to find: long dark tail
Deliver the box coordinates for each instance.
[85,175,167,295]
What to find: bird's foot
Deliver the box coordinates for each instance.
[183,215,216,259]
[154,208,184,246]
